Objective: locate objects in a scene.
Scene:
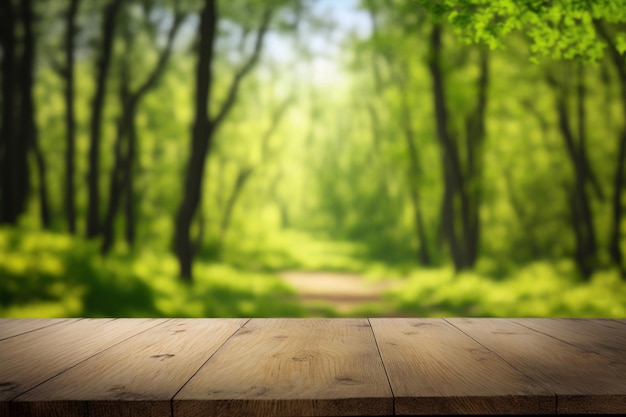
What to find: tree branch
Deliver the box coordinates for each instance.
[134,8,186,102]
[211,7,273,130]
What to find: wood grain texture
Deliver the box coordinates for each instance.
[174,318,393,417]
[1,318,624,416]
[511,318,626,362]
[0,318,73,341]
[0,318,164,404]
[448,318,626,414]
[370,318,554,415]
[13,319,247,417]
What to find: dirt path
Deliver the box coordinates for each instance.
[279,271,401,316]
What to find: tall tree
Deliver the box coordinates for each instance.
[174,0,273,281]
[428,23,489,271]
[86,0,122,238]
[217,94,292,251]
[0,0,50,227]
[0,0,27,224]
[101,2,185,254]
[596,22,626,277]
[63,0,81,233]
[21,0,51,229]
[546,62,601,279]
[366,5,433,265]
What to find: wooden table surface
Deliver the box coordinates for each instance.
[0,318,624,416]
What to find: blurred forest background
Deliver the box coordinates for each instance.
[1,0,626,318]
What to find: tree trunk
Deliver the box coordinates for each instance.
[428,23,488,272]
[399,82,432,265]
[175,0,217,281]
[219,167,254,249]
[0,1,26,224]
[124,112,137,247]
[64,0,80,233]
[548,63,597,279]
[175,1,272,281]
[463,47,489,268]
[100,103,133,254]
[602,26,626,279]
[86,0,122,238]
[610,127,626,277]
[100,5,183,254]
[596,23,626,277]
[20,0,51,229]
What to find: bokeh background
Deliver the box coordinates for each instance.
[1,0,625,318]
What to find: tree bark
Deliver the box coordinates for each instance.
[101,7,184,254]
[218,167,254,248]
[428,23,488,272]
[100,98,133,254]
[86,0,122,238]
[547,63,597,279]
[596,22,626,277]
[64,0,80,233]
[463,47,489,268]
[217,95,291,252]
[429,24,463,269]
[124,115,137,247]
[399,77,432,265]
[0,0,26,224]
[175,0,217,281]
[175,0,272,281]
[23,0,51,229]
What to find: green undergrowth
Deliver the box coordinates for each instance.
[220,228,412,279]
[386,264,626,317]
[0,228,304,318]
[1,227,625,318]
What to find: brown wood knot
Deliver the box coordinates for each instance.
[0,381,16,392]
[410,322,431,327]
[107,385,144,400]
[335,376,359,385]
[354,324,371,328]
[291,354,313,362]
[273,335,288,339]
[151,354,175,359]
[466,348,491,361]
[248,385,269,395]
[172,330,186,334]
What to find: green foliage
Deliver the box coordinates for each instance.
[416,0,626,61]
[2,228,625,318]
[388,262,626,317]
[0,228,304,318]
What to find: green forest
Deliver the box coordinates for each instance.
[1,0,625,318]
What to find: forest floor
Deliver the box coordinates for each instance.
[279,271,404,317]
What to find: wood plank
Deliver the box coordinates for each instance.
[12,319,247,417]
[370,318,554,415]
[0,318,74,341]
[511,318,626,362]
[174,318,393,417]
[0,318,164,404]
[448,318,626,414]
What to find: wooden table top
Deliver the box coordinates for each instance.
[0,318,624,416]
